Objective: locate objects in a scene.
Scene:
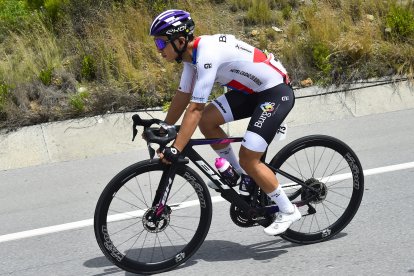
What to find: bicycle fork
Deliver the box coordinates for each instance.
[151,163,179,218]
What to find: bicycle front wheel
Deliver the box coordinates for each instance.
[270,135,364,244]
[94,160,212,274]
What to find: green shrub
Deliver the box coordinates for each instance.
[386,3,414,41]
[25,0,44,9]
[0,82,10,109]
[45,0,67,23]
[0,0,31,38]
[146,0,175,16]
[246,0,272,25]
[25,0,68,23]
[81,55,96,81]
[282,4,293,20]
[162,101,170,112]
[0,0,29,20]
[312,42,332,76]
[69,90,89,113]
[39,67,53,85]
[230,0,251,12]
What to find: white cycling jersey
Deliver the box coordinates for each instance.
[178,34,289,103]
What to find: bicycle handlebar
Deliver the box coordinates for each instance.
[132,114,178,147]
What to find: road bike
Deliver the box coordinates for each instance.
[94,114,364,274]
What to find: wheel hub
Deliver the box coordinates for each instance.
[142,206,171,233]
[301,178,328,204]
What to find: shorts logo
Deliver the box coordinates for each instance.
[260,102,275,112]
[254,102,276,128]
[213,99,227,113]
[281,96,289,101]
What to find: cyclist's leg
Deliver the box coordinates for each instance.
[199,103,227,151]
[200,90,255,173]
[239,83,296,214]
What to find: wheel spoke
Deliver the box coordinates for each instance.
[94,163,211,273]
[270,136,363,243]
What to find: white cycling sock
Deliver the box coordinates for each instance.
[267,185,294,213]
[214,145,245,175]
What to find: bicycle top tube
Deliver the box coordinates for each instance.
[189,137,243,146]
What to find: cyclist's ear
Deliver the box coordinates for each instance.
[178,36,185,45]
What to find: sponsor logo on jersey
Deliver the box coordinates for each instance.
[254,102,277,128]
[192,96,206,102]
[260,102,275,112]
[235,44,252,54]
[219,35,227,42]
[230,69,262,86]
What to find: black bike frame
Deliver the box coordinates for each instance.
[152,137,314,219]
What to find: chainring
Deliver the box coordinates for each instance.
[229,189,274,228]
[229,203,256,227]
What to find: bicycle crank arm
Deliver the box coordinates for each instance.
[220,189,254,215]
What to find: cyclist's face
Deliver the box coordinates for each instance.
[154,36,176,62]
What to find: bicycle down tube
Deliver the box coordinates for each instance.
[169,137,316,216]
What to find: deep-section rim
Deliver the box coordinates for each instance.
[269,135,364,244]
[94,160,213,274]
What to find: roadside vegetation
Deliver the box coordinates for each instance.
[0,0,413,129]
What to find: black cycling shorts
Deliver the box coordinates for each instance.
[211,83,295,152]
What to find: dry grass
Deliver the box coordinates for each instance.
[0,0,413,129]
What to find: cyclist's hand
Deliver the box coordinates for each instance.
[158,146,180,164]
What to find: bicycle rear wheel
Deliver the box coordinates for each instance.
[269,135,364,244]
[94,160,212,274]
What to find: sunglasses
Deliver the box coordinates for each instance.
[154,38,171,50]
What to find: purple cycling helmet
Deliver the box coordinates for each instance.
[149,9,195,38]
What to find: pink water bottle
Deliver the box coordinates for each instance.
[215,158,239,186]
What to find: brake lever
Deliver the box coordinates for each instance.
[132,121,138,141]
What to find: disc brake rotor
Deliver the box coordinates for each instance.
[142,206,171,233]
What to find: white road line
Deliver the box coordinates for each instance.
[1,161,413,244]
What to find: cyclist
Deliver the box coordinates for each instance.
[149,9,301,235]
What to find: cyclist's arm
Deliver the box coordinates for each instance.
[172,102,205,151]
[164,90,191,125]
[171,38,217,151]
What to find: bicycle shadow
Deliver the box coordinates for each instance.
[84,232,346,275]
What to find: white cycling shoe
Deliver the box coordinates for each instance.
[264,205,302,236]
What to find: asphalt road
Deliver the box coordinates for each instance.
[1,109,414,276]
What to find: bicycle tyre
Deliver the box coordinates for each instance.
[94,160,213,274]
[269,135,364,244]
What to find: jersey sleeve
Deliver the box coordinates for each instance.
[190,39,219,103]
[178,62,196,94]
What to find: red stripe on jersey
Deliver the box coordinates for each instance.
[192,37,202,64]
[253,48,267,63]
[254,48,291,85]
[227,80,254,94]
[193,37,201,49]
